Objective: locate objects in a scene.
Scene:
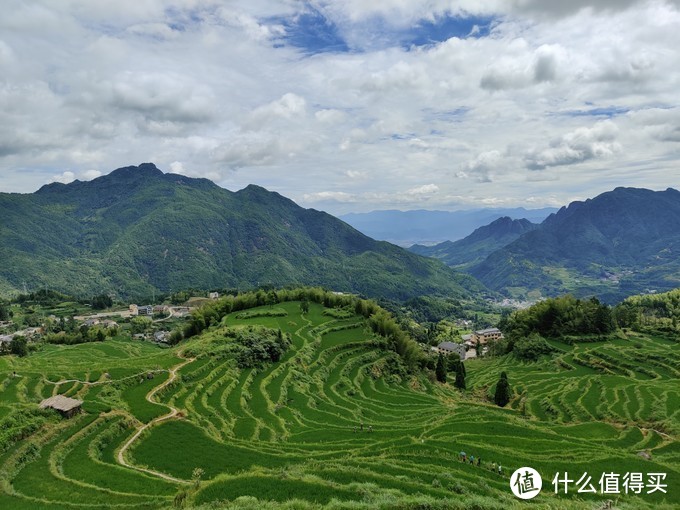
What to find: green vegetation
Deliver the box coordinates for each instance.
[470,187,680,302]
[435,354,447,383]
[0,291,678,509]
[0,163,483,301]
[410,217,536,269]
[493,372,510,407]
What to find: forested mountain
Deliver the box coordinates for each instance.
[470,187,680,302]
[340,207,556,246]
[0,163,484,300]
[409,217,536,269]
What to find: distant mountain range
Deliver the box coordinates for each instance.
[0,163,484,301]
[408,187,680,303]
[409,217,537,269]
[340,207,556,246]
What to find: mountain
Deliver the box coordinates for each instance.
[339,207,556,246]
[470,187,680,302]
[0,163,485,301]
[409,217,537,269]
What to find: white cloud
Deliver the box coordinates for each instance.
[524,120,620,170]
[82,169,102,180]
[50,171,75,184]
[461,150,503,182]
[405,184,439,196]
[0,0,679,215]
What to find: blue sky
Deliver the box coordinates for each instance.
[0,0,679,214]
[274,5,494,54]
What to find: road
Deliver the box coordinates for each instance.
[116,356,196,484]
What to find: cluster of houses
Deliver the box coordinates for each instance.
[128,304,166,316]
[82,318,118,329]
[432,327,504,361]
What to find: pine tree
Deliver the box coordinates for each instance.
[454,361,466,389]
[494,371,511,407]
[435,354,447,383]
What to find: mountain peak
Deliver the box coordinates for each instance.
[107,163,164,180]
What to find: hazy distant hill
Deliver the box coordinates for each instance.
[470,187,680,302]
[340,207,555,246]
[0,163,485,301]
[409,217,537,269]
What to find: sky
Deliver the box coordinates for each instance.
[1,0,679,214]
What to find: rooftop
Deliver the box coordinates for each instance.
[40,395,83,412]
[475,328,502,335]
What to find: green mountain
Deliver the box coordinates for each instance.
[470,187,680,302]
[340,207,555,246]
[0,163,484,301]
[409,217,536,269]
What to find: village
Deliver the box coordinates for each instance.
[0,292,218,353]
[429,327,505,361]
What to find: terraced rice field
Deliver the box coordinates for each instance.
[0,302,678,509]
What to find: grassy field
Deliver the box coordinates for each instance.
[0,301,678,509]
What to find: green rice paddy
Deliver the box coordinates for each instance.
[0,301,678,509]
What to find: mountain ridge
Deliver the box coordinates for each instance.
[469,186,680,302]
[409,217,537,269]
[0,163,485,301]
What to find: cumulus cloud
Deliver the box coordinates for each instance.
[244,93,307,130]
[405,183,439,196]
[106,72,215,125]
[524,120,621,170]
[480,43,565,90]
[0,0,679,214]
[461,150,503,182]
[50,171,76,184]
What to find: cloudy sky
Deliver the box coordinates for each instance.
[1,0,679,214]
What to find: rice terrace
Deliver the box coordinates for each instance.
[0,289,678,509]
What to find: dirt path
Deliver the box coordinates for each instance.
[116,357,196,484]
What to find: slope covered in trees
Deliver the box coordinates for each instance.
[470,187,680,302]
[0,163,484,301]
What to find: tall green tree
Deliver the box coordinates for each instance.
[494,371,511,407]
[0,301,11,321]
[10,336,28,357]
[435,354,447,383]
[454,361,466,389]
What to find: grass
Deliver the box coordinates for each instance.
[0,302,678,509]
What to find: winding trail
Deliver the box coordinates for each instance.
[116,356,196,484]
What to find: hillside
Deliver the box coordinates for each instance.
[340,207,556,246]
[410,217,537,269]
[0,294,677,509]
[0,163,484,301]
[470,187,680,302]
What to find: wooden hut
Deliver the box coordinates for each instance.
[39,395,83,418]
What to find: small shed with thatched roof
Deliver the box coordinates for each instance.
[40,395,83,418]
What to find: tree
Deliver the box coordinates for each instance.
[435,354,447,383]
[90,294,113,310]
[10,336,28,357]
[454,361,466,390]
[130,316,152,335]
[191,467,204,489]
[0,301,11,321]
[494,371,511,407]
